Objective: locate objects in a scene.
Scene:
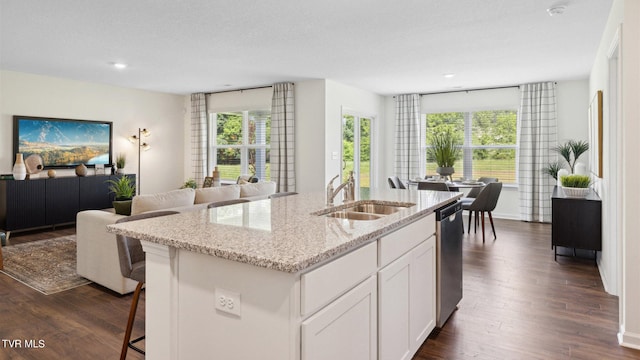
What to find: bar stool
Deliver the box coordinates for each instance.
[115,211,179,359]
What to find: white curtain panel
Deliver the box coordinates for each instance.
[394,94,422,182]
[518,82,557,222]
[190,93,208,188]
[271,82,296,192]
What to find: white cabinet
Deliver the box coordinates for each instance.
[301,276,377,360]
[379,236,436,359]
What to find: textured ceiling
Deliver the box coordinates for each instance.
[0,0,613,95]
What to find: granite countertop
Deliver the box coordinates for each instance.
[107,189,461,273]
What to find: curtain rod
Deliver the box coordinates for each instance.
[419,85,520,96]
[205,85,273,96]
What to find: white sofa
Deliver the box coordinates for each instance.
[76,182,276,294]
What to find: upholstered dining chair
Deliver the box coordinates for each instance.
[115,210,179,360]
[462,177,498,201]
[463,182,503,243]
[207,198,251,208]
[387,176,406,189]
[417,181,450,191]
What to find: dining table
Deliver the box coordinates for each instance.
[407,179,486,192]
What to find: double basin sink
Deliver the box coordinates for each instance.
[313,200,415,221]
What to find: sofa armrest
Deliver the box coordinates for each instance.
[76,210,138,294]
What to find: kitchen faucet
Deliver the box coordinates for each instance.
[326,171,355,206]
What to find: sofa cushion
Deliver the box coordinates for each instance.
[194,185,240,204]
[131,188,196,215]
[239,181,276,199]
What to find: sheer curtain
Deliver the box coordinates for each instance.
[518,82,557,222]
[394,94,422,182]
[190,93,208,187]
[271,82,295,192]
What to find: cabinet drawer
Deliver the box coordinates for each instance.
[379,213,435,268]
[301,241,377,317]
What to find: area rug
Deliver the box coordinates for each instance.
[0,235,91,295]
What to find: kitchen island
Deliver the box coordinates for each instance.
[107,189,460,360]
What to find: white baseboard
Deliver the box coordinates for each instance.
[618,327,640,350]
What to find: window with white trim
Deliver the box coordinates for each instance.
[422,110,518,184]
[209,110,271,181]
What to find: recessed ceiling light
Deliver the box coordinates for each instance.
[111,62,127,69]
[443,73,456,78]
[547,5,567,16]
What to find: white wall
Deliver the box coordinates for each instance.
[0,70,185,194]
[294,80,327,193]
[590,0,640,349]
[381,81,589,220]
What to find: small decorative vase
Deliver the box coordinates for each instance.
[75,163,88,177]
[557,169,569,187]
[116,168,125,175]
[12,153,27,180]
[47,169,57,178]
[574,162,587,175]
[212,166,221,187]
[436,166,455,180]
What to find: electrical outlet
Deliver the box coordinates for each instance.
[215,288,241,317]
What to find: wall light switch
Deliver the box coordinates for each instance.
[215,288,241,317]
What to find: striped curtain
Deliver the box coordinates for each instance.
[190,93,208,187]
[518,82,557,222]
[271,82,295,192]
[394,94,421,182]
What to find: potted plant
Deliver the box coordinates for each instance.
[560,174,591,197]
[427,129,461,179]
[543,140,589,179]
[115,153,126,175]
[181,178,197,189]
[106,176,136,215]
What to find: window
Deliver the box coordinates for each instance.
[422,110,518,184]
[209,110,271,181]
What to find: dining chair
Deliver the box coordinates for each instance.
[387,176,406,189]
[463,182,503,243]
[115,210,179,360]
[464,177,499,199]
[417,181,450,191]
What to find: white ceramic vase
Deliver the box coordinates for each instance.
[557,169,569,187]
[12,153,27,180]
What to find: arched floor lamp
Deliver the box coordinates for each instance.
[129,128,151,195]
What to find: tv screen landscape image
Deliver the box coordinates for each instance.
[13,115,113,169]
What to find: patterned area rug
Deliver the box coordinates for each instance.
[0,235,91,295]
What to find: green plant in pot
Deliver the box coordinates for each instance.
[560,174,591,198]
[115,153,126,175]
[106,176,136,215]
[427,129,461,180]
[543,140,589,179]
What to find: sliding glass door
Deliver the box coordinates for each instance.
[342,112,373,196]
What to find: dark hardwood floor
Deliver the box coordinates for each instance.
[1,219,639,359]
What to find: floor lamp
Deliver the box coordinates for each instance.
[129,128,151,195]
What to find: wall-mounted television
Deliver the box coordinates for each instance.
[13,115,113,169]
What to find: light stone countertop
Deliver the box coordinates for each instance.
[107,189,461,273]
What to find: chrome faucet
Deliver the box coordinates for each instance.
[326,171,355,206]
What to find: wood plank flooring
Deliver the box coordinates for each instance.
[1,220,639,359]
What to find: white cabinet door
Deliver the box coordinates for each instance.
[379,236,436,360]
[409,237,436,352]
[378,250,412,360]
[301,276,377,360]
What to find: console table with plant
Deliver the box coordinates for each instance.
[0,174,136,236]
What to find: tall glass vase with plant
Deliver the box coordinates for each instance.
[427,129,461,180]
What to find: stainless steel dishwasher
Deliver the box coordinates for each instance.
[435,200,463,328]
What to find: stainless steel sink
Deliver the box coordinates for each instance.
[343,203,403,215]
[324,211,382,221]
[314,200,415,221]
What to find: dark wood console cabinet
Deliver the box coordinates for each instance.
[551,186,602,262]
[0,174,135,232]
